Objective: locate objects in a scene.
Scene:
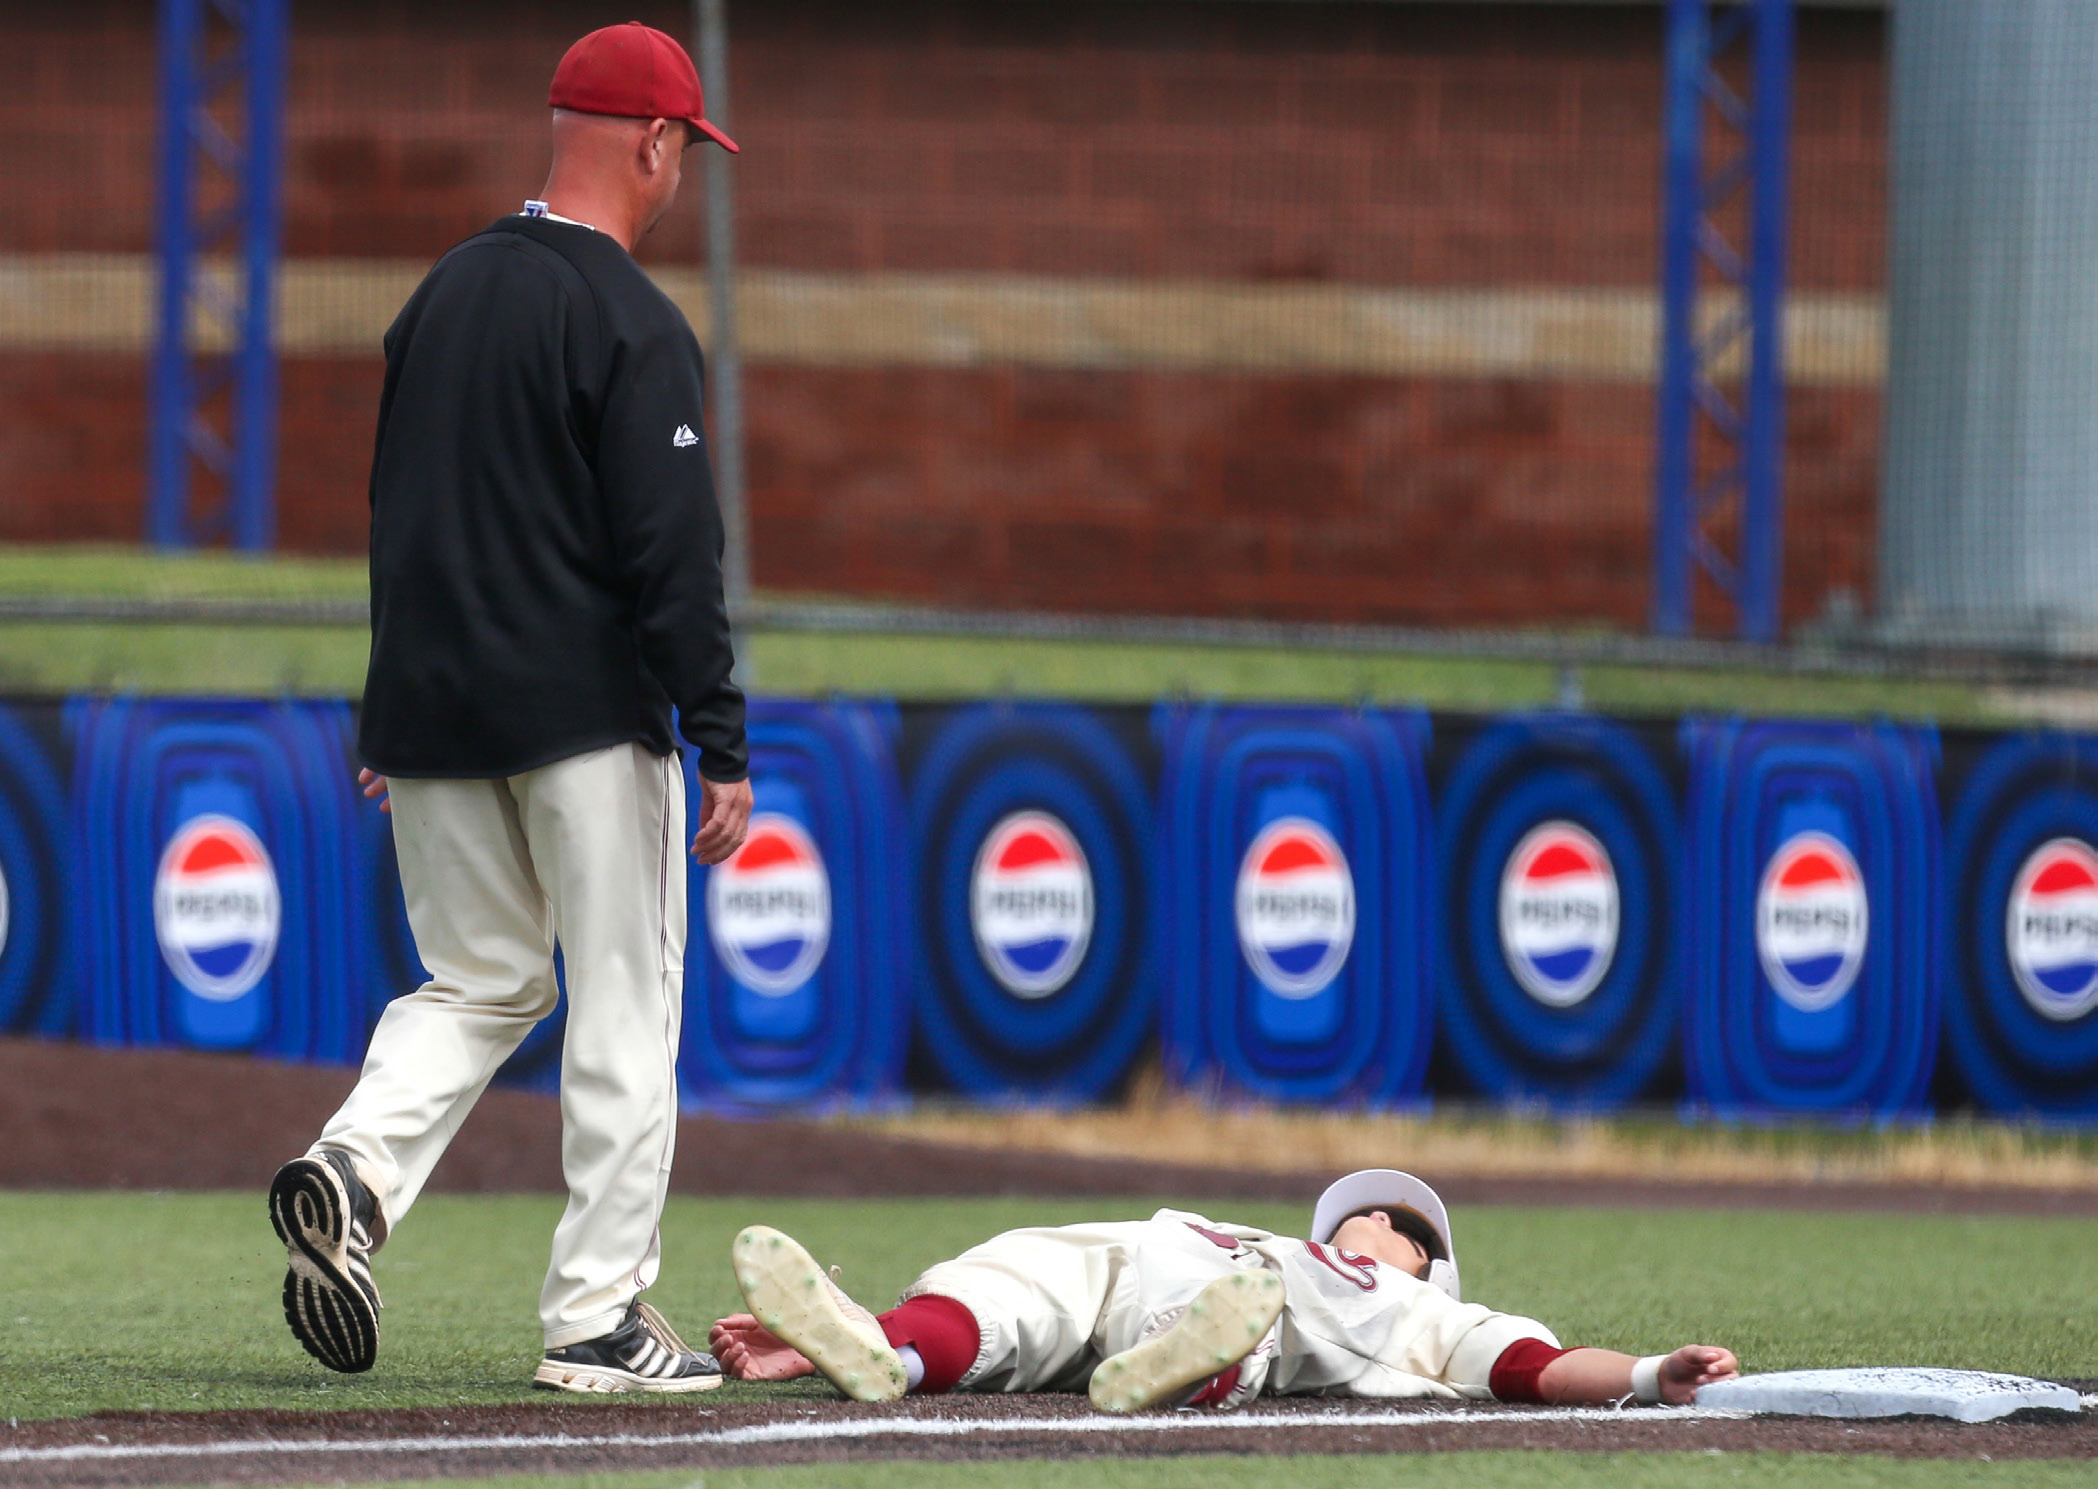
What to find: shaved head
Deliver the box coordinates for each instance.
[538,108,696,251]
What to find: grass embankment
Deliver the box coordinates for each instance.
[2,1191,2093,1422]
[850,1088,2098,1194]
[0,542,2047,721]
[295,1459,2098,1489]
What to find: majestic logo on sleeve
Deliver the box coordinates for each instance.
[1756,831,1868,1012]
[708,814,831,994]
[672,423,700,448]
[1235,818,1355,998]
[1498,821,1619,1008]
[153,815,280,1001]
[971,811,1093,998]
[2007,838,2098,1022]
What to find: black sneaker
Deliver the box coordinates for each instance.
[534,1300,725,1394]
[268,1150,382,1374]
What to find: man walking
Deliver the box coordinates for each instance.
[268,22,750,1394]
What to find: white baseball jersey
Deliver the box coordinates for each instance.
[899,1208,1556,1401]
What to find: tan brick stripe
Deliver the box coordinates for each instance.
[0,253,1883,385]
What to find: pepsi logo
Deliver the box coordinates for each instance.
[153,815,280,1001]
[1755,831,1869,1012]
[971,811,1093,999]
[2006,837,2098,1022]
[707,813,830,996]
[1497,820,1619,1008]
[1235,817,1355,999]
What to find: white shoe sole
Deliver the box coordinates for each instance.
[1088,1269,1285,1415]
[732,1225,908,1403]
[269,1157,380,1375]
[531,1360,724,1394]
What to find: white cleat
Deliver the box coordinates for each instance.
[731,1225,909,1403]
[1088,1268,1285,1415]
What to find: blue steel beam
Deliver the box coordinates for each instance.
[150,0,286,551]
[1654,0,1793,642]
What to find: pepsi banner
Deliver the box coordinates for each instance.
[905,703,1159,1100]
[1682,719,1941,1118]
[10,688,2098,1123]
[1160,704,1433,1105]
[681,699,907,1110]
[69,697,376,1063]
[1434,715,1681,1108]
[0,703,71,1038]
[1942,731,2098,1118]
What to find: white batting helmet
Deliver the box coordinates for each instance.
[1309,1169,1461,1301]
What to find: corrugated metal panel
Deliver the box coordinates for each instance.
[1881,0,2098,652]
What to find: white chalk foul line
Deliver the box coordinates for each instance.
[1,1405,1740,1466]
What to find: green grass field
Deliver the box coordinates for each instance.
[0,543,2036,721]
[2,1191,2093,1423]
[288,1459,2098,1489]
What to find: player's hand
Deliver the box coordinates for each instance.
[357,768,391,815]
[692,776,753,864]
[709,1312,816,1381]
[1659,1345,1740,1404]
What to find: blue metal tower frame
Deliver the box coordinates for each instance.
[150,0,287,551]
[1653,0,1793,643]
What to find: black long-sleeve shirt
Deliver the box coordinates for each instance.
[358,214,748,783]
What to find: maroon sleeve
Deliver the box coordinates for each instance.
[877,1294,981,1395]
[1488,1337,1574,1403]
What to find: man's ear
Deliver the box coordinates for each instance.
[642,117,671,173]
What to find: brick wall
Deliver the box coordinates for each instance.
[0,0,1888,632]
[2,0,1888,286]
[750,368,1877,627]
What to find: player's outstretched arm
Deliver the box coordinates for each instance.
[1537,1344,1739,1406]
[710,1312,819,1381]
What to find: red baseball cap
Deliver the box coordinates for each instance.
[548,22,738,153]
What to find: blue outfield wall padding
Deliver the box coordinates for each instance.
[1942,731,2098,1119]
[1683,717,1942,1119]
[0,701,73,1037]
[68,697,368,1063]
[1434,713,1682,1109]
[907,702,1159,1101]
[20,688,2098,1122]
[1161,703,1433,1106]
[680,698,907,1111]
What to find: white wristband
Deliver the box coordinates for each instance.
[1630,1354,1666,1405]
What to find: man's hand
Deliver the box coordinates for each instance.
[357,768,391,815]
[1536,1342,1741,1406]
[692,775,753,864]
[709,1312,816,1381]
[1659,1344,1740,1404]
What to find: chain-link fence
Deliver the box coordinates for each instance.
[0,0,1947,650]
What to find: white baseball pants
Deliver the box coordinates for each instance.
[901,1217,1252,1395]
[314,741,687,1348]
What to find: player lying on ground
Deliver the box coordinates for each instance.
[709,1168,1740,1414]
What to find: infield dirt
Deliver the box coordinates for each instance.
[6,1393,2098,1487]
[5,1038,2097,1215]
